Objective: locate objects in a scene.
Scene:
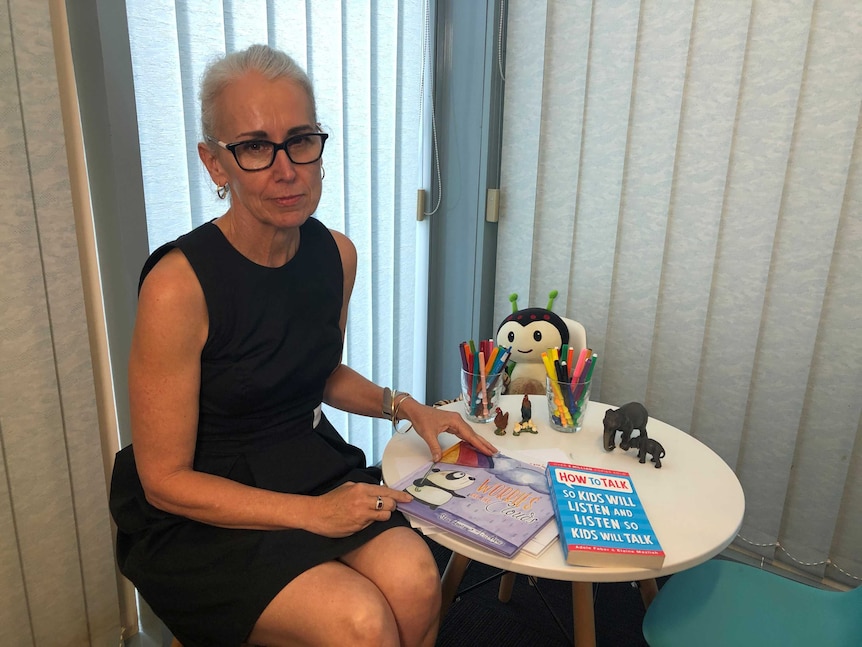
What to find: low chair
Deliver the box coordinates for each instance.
[642,558,862,646]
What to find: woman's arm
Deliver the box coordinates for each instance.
[324,231,497,461]
[129,248,404,536]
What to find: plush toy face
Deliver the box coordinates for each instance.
[496,295,587,395]
[496,307,569,365]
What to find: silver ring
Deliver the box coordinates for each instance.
[375,496,384,511]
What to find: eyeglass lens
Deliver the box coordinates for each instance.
[233,134,326,170]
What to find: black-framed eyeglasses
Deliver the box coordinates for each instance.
[208,132,329,171]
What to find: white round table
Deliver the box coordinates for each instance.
[381,394,745,647]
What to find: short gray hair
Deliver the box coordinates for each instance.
[199,44,317,143]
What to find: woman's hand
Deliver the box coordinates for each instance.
[308,482,413,538]
[402,400,498,462]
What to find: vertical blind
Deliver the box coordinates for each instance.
[0,1,120,644]
[497,0,862,587]
[125,0,431,464]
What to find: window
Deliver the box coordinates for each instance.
[124,0,434,463]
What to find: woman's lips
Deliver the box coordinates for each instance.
[273,194,302,207]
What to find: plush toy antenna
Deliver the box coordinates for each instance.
[546,289,559,311]
[509,293,519,313]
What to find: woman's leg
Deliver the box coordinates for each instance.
[246,559,401,647]
[338,527,442,647]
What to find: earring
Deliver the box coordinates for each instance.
[217,183,229,199]
[320,165,326,180]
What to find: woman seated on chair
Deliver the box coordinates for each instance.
[109,43,497,647]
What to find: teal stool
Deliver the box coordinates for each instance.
[642,558,862,646]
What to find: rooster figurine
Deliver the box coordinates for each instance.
[493,407,509,436]
[520,394,532,423]
[513,393,538,436]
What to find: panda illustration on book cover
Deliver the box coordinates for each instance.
[405,468,475,509]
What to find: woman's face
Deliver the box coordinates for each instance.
[201,71,323,231]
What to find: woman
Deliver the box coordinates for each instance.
[109,43,496,647]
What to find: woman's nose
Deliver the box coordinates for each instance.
[270,148,298,177]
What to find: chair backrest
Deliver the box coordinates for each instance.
[564,318,587,356]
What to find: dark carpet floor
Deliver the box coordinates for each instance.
[427,535,664,647]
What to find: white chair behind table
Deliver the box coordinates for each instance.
[565,319,587,359]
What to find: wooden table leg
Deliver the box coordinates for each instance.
[637,577,659,609]
[498,571,516,603]
[572,581,597,647]
[440,552,471,619]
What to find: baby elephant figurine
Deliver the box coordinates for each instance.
[602,402,649,452]
[628,434,666,468]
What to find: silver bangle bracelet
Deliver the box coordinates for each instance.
[391,391,414,434]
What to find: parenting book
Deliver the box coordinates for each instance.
[545,462,665,568]
[392,442,556,557]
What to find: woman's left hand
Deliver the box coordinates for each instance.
[402,400,498,462]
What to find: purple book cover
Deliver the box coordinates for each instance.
[392,444,555,557]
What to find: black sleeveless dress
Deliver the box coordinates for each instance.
[109,218,408,647]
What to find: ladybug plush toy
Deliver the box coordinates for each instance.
[495,291,587,395]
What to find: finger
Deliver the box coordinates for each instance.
[470,434,498,455]
[463,430,497,456]
[367,495,401,519]
[424,436,443,462]
[452,423,497,455]
[379,486,413,503]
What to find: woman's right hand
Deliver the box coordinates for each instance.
[308,481,413,538]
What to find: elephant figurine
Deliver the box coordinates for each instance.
[602,402,649,452]
[628,434,665,468]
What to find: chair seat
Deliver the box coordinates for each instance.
[642,559,862,647]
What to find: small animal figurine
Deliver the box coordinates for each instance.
[513,394,538,435]
[496,291,587,395]
[602,402,649,452]
[520,394,532,423]
[493,407,509,436]
[628,434,665,468]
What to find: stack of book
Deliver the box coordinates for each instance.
[392,442,557,557]
[392,445,665,569]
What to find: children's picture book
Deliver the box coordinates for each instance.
[392,442,556,557]
[545,462,665,569]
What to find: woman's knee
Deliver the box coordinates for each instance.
[413,547,443,604]
[249,561,401,647]
[336,594,400,647]
[340,529,442,620]
[386,539,442,611]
